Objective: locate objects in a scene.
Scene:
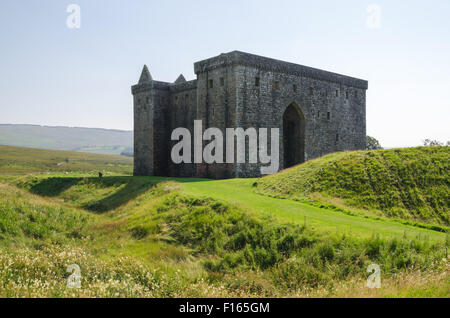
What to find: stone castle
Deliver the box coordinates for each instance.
[132,51,368,178]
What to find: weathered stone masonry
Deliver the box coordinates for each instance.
[131,51,368,178]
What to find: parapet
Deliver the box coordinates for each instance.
[131,80,170,94]
[169,80,197,93]
[194,51,368,89]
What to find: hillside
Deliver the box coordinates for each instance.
[0,145,448,297]
[2,178,448,298]
[256,147,450,226]
[0,124,132,155]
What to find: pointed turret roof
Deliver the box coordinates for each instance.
[138,65,152,84]
[174,74,186,84]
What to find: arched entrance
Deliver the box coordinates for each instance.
[283,103,305,168]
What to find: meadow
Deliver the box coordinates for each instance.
[0,145,448,297]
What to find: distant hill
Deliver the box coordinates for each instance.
[256,147,450,226]
[0,124,133,155]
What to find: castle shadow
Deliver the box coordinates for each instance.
[28,177,83,197]
[171,177,215,183]
[82,177,160,213]
[28,176,164,213]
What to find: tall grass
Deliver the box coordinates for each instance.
[0,185,89,244]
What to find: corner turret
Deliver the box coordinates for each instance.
[131,65,170,176]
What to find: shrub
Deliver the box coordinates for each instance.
[130,226,149,239]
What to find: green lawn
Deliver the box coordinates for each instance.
[179,178,447,242]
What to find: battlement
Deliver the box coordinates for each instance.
[194,51,368,89]
[169,79,197,93]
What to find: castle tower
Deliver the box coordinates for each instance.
[131,65,169,176]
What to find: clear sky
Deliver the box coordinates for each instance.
[0,0,449,148]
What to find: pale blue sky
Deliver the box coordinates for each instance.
[0,0,449,147]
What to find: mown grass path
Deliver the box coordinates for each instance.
[178,178,447,242]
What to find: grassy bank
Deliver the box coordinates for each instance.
[256,147,449,226]
[1,180,448,297]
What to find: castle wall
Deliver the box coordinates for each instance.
[233,64,366,177]
[167,80,197,177]
[195,65,237,178]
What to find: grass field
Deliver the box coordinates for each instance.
[0,145,132,175]
[0,146,448,297]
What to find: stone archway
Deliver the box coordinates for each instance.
[283,103,305,168]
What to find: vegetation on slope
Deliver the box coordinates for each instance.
[155,193,448,275]
[0,184,90,244]
[256,147,450,226]
[1,178,449,297]
[0,146,449,297]
[15,174,448,240]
